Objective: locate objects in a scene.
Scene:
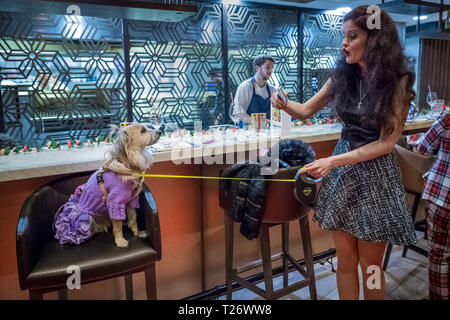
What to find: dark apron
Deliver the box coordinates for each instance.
[246,77,271,120]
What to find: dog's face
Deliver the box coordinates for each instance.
[108,123,161,172]
[122,124,161,149]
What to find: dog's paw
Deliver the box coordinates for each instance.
[115,238,129,248]
[136,230,148,238]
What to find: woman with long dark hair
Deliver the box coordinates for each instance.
[271,6,417,300]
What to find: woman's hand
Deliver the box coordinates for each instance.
[302,157,336,178]
[270,90,288,111]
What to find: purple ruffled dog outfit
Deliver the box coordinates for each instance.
[54,170,140,245]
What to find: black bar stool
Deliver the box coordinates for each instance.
[17,172,162,300]
[219,167,318,300]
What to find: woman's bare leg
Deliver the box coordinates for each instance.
[332,231,360,300]
[358,239,387,300]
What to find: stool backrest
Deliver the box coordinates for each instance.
[16,172,92,289]
[394,145,435,194]
[263,167,311,224]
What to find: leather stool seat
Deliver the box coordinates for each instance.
[26,230,158,289]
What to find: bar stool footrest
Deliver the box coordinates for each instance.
[231,273,311,300]
[232,274,270,299]
[405,244,428,257]
[284,253,308,278]
[235,252,283,275]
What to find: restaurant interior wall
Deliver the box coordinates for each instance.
[1,2,382,146]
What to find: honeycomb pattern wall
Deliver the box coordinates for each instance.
[303,12,343,108]
[0,12,125,144]
[0,4,344,145]
[227,5,299,104]
[127,3,223,129]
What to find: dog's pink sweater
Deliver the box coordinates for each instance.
[78,170,140,220]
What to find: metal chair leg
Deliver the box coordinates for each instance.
[58,289,68,300]
[383,244,393,270]
[260,224,274,299]
[144,264,157,300]
[403,193,422,258]
[125,273,133,300]
[299,215,317,300]
[225,214,234,300]
[282,223,289,288]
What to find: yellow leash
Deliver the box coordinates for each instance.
[138,173,295,183]
[138,166,308,182]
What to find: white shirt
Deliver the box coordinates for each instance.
[232,78,276,122]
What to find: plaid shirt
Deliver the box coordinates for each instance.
[417,112,450,209]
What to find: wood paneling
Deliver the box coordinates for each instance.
[419,38,450,109]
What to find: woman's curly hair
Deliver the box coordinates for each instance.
[329,6,415,137]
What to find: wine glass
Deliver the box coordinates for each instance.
[229,103,239,128]
[426,92,438,118]
[148,113,163,132]
[431,100,445,118]
[164,122,179,139]
[406,103,418,122]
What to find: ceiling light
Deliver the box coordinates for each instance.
[222,0,242,5]
[413,16,428,21]
[325,7,351,16]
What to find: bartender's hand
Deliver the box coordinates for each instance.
[302,157,335,178]
[270,90,288,111]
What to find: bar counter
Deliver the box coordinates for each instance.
[0,119,434,182]
[0,119,434,299]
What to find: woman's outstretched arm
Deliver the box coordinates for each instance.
[270,78,332,120]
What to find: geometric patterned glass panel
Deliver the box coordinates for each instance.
[127,3,224,129]
[0,5,346,145]
[227,5,299,111]
[302,13,343,116]
[0,11,125,145]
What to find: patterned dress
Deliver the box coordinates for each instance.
[312,84,417,245]
[313,138,417,245]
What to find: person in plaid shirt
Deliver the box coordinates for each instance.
[417,111,450,300]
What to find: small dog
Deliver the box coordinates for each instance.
[54,123,161,247]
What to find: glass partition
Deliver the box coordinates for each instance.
[0,12,125,144]
[227,5,299,102]
[0,4,351,145]
[127,2,223,129]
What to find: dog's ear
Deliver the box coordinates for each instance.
[110,128,131,167]
[108,124,120,138]
[122,129,130,141]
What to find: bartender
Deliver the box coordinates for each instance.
[233,54,276,123]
